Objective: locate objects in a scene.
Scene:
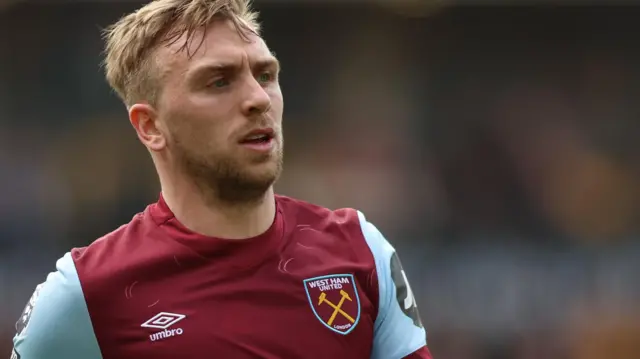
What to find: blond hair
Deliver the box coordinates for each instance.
[102,0,261,107]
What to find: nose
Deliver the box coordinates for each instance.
[241,77,271,117]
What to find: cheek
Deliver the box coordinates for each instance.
[196,123,236,155]
[270,84,283,102]
[170,120,211,150]
[269,88,284,117]
[192,124,222,148]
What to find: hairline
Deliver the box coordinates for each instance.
[129,17,260,108]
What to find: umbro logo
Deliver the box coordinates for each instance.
[142,312,186,342]
[142,312,186,329]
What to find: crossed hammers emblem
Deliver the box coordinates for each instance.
[318,290,356,326]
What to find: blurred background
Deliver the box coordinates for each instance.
[2,0,640,358]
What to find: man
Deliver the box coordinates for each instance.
[11,0,432,358]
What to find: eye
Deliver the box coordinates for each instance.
[258,72,273,83]
[211,78,229,88]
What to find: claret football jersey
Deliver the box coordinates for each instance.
[12,195,432,359]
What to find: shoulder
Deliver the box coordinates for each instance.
[276,195,360,228]
[276,195,388,254]
[73,210,148,257]
[71,208,165,298]
[355,214,428,359]
[12,253,102,359]
[277,195,374,257]
[353,211,395,266]
[72,209,156,275]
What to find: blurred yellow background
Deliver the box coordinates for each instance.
[1,1,639,358]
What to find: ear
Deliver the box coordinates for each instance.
[129,103,166,152]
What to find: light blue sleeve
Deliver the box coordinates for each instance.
[11,253,103,359]
[358,211,427,359]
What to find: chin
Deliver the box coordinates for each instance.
[244,160,281,185]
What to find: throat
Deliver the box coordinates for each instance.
[163,188,276,240]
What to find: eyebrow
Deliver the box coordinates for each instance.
[254,57,281,73]
[188,57,280,82]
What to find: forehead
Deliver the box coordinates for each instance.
[158,19,271,74]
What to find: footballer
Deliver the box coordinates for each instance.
[11,0,432,358]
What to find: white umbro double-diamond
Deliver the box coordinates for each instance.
[142,312,186,341]
[141,312,186,329]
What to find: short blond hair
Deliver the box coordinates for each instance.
[102,0,260,107]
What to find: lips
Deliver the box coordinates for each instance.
[239,128,275,144]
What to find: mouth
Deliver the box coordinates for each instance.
[238,128,276,152]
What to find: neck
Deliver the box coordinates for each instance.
[160,178,276,240]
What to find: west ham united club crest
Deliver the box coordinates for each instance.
[303,274,361,335]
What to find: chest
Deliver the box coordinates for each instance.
[89,262,376,359]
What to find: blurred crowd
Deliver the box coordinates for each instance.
[1,2,639,358]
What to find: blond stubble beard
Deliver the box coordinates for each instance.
[172,135,283,207]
